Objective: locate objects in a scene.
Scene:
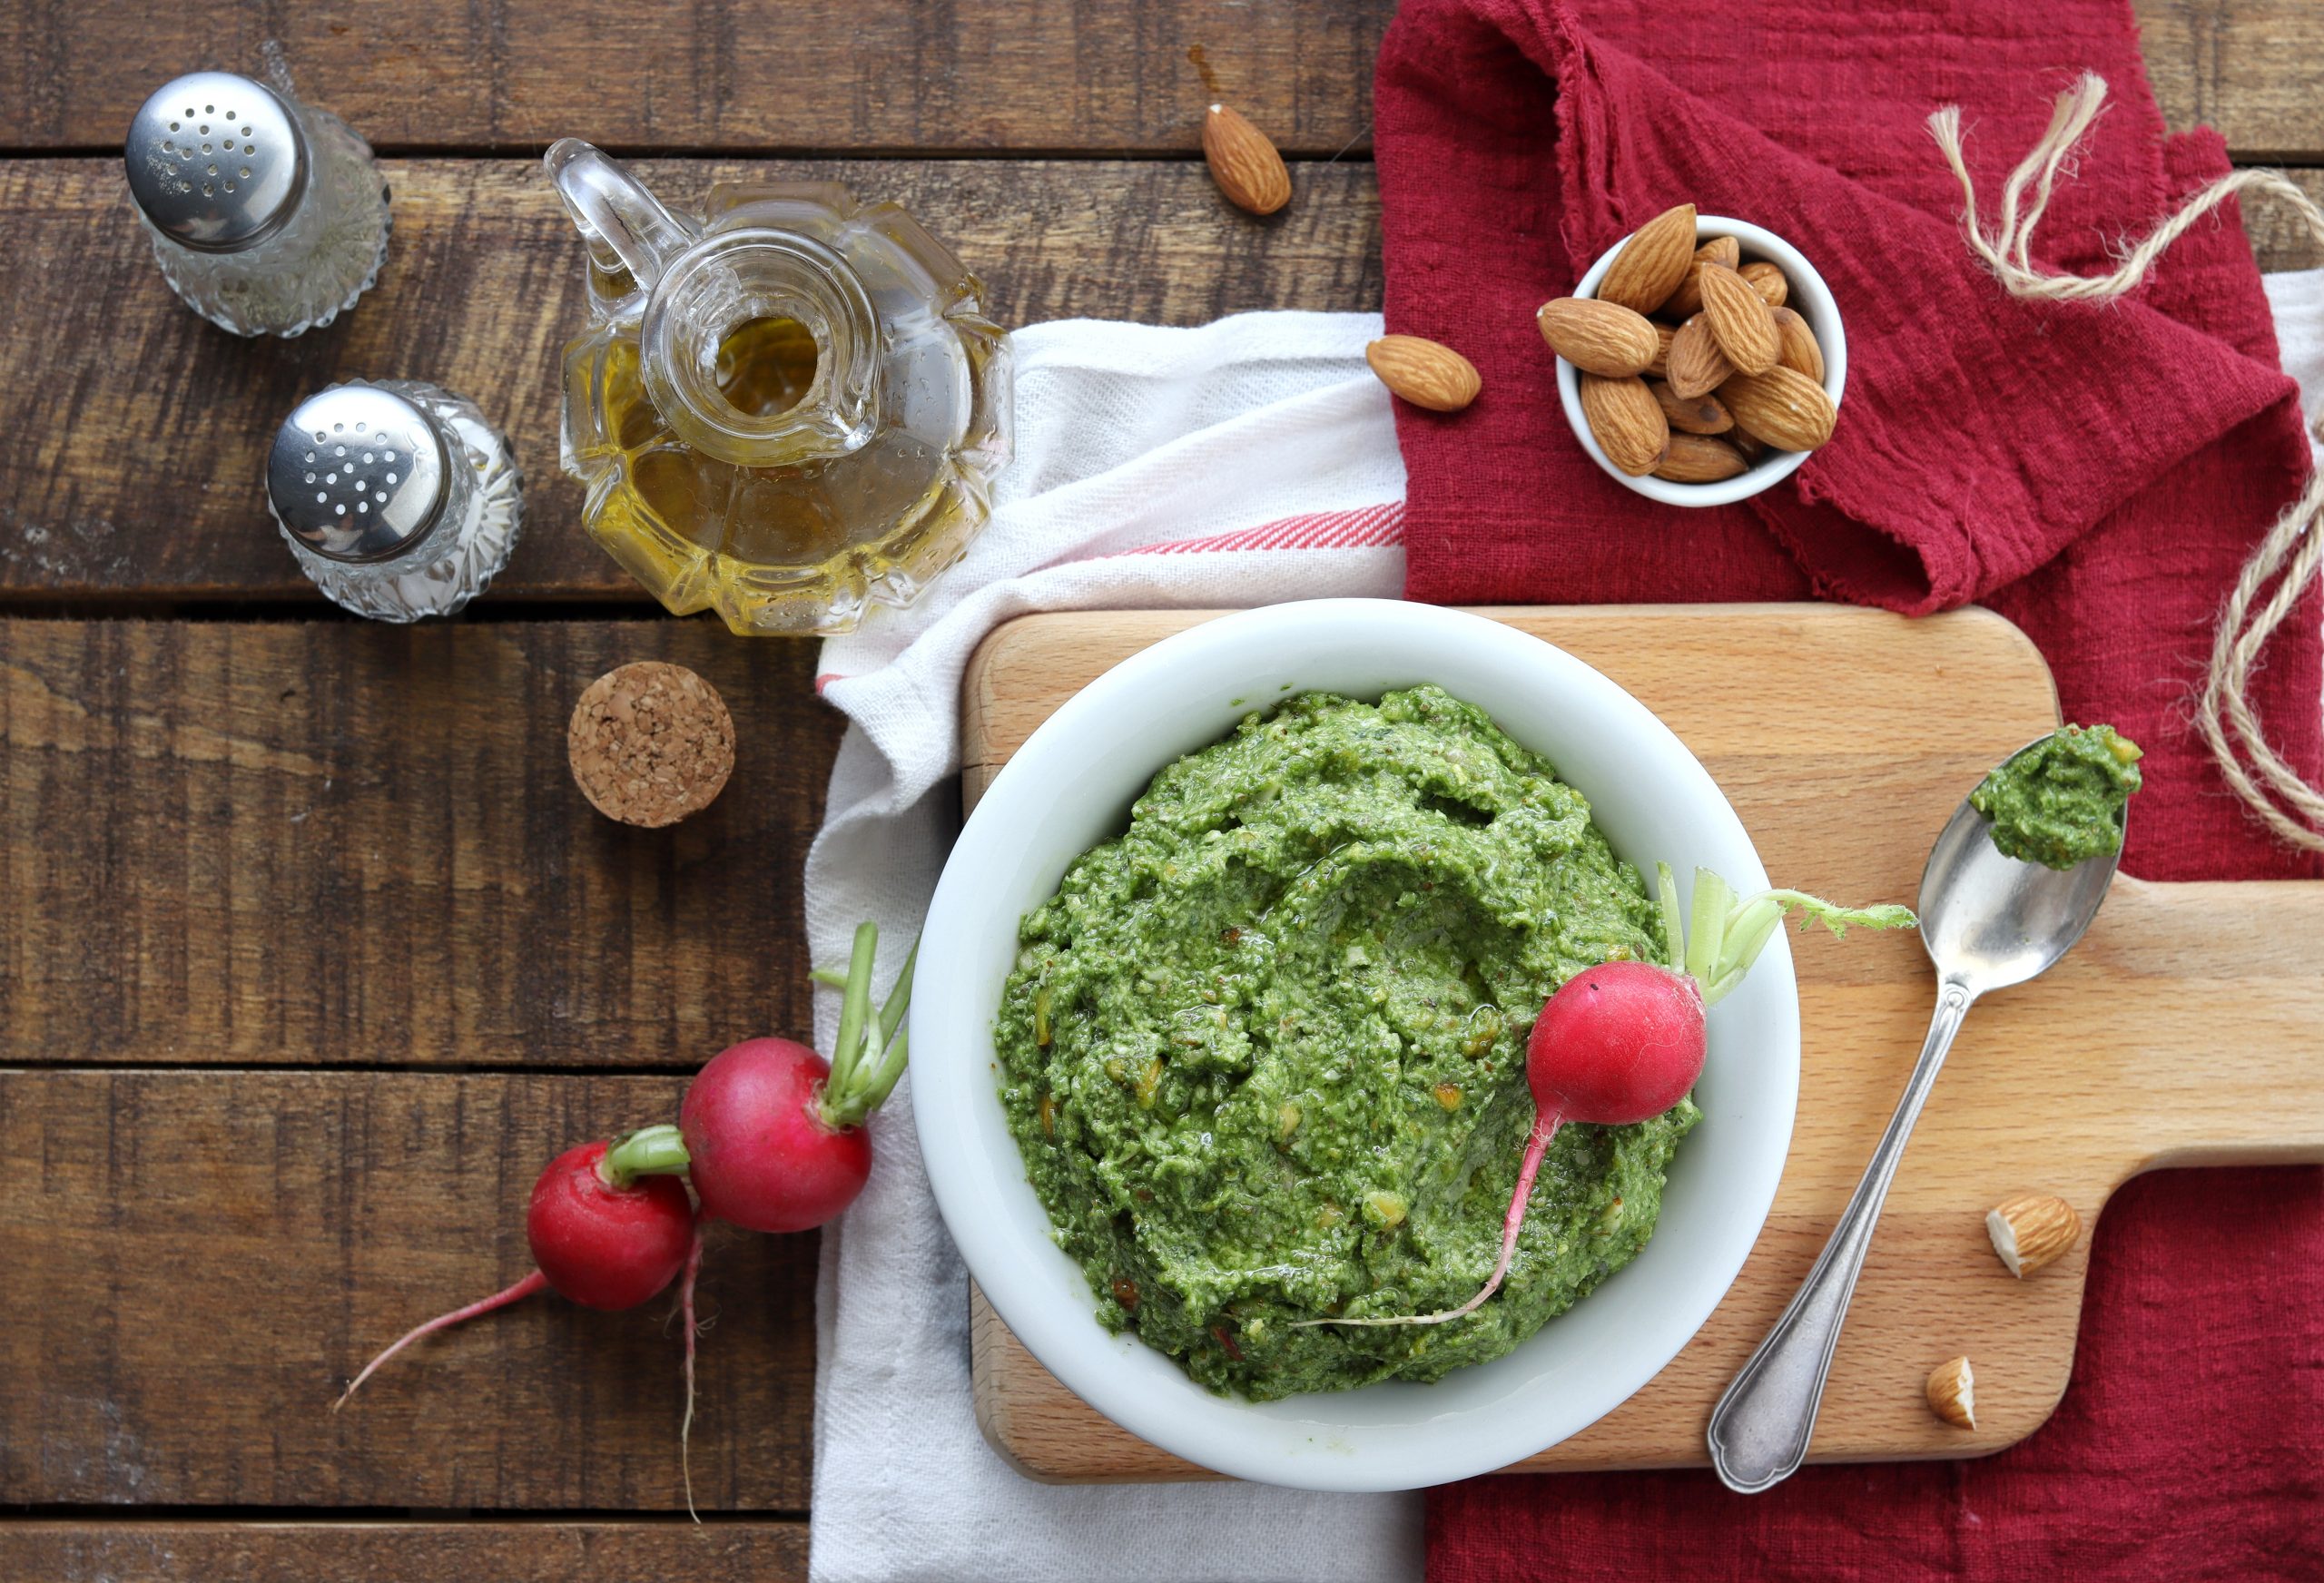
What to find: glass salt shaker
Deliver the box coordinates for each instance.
[123,66,390,337]
[266,380,524,622]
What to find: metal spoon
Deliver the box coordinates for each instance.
[1705,738,2123,1493]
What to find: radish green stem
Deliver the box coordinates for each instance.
[809,966,850,990]
[818,926,920,1129]
[826,922,881,1102]
[1654,863,1688,974]
[333,1269,548,1410]
[601,1124,690,1187]
[875,940,919,1052]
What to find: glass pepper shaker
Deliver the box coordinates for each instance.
[123,66,390,337]
[265,379,524,622]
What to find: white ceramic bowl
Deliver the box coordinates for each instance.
[913,599,1798,1490]
[1555,215,1847,507]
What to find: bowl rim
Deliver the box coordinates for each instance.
[911,598,1799,1490]
[1555,214,1848,507]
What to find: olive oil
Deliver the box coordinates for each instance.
[548,143,1012,635]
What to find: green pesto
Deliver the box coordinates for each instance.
[1969,723,2143,870]
[995,685,1698,1401]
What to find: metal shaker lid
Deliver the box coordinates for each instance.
[267,384,450,563]
[124,72,306,251]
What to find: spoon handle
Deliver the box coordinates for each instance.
[1706,980,1976,1493]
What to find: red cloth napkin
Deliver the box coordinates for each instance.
[1374,1,2324,1573]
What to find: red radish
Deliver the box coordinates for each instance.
[680,922,915,1234]
[336,1134,695,1406]
[683,1038,872,1232]
[1307,866,1913,1328]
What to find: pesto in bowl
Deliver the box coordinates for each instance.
[995,684,1698,1400]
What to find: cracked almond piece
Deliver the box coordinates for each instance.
[1986,1194,2083,1278]
[1925,1355,1976,1430]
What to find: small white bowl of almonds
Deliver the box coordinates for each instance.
[1545,206,1846,506]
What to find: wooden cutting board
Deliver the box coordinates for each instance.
[957,604,2324,1482]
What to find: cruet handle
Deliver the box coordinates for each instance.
[543,139,696,296]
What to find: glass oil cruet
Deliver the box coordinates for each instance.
[123,57,390,338]
[544,140,1012,636]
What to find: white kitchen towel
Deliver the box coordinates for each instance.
[803,311,1417,1583]
[2265,269,2324,452]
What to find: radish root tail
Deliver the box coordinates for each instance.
[1295,1115,1561,1329]
[678,1219,705,1524]
[334,1268,549,1411]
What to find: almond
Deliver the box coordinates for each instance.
[1985,1194,2082,1278]
[1580,374,1669,476]
[1699,264,1780,375]
[1739,260,1788,308]
[1719,364,1837,451]
[1201,103,1291,215]
[1729,427,1767,463]
[1647,322,1677,379]
[1596,203,1697,315]
[1364,335,1480,412]
[1537,297,1661,377]
[1925,1356,1975,1431]
[1662,236,1741,320]
[1653,433,1750,483]
[1649,379,1732,435]
[1666,314,1733,400]
[1771,307,1826,382]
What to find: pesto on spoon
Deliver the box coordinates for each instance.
[1968,723,2142,869]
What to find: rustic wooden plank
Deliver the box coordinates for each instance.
[0,621,841,1067]
[0,3,2314,162]
[0,156,1383,604]
[2136,0,2324,162]
[0,1,1384,154]
[0,1070,818,1508]
[0,1520,809,1581]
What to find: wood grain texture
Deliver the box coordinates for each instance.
[0,157,1381,604]
[960,606,2324,1480]
[0,2,1384,155]
[0,1521,807,1581]
[0,621,838,1067]
[0,1070,816,1508]
[2133,0,2324,162]
[2240,166,2324,274]
[0,3,2312,161]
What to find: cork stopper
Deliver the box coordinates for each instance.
[567,662,735,827]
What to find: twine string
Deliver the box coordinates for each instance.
[1929,74,2324,850]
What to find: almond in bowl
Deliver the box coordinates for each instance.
[1543,207,1847,506]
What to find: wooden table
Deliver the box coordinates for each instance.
[0,5,2313,1576]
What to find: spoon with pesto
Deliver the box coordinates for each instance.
[1706,724,2141,1494]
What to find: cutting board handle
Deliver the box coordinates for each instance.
[2046,876,2324,1175]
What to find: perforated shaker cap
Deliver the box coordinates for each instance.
[124,72,306,251]
[267,384,450,563]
